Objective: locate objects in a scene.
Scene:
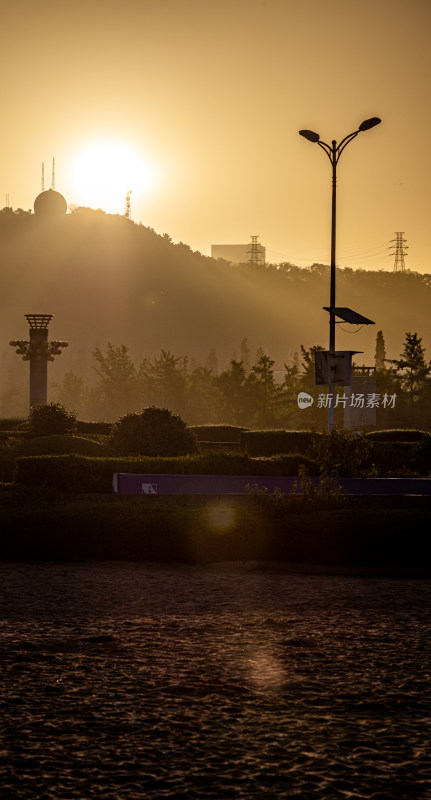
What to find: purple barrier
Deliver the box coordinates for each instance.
[113,473,431,496]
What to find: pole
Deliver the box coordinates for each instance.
[328,140,337,432]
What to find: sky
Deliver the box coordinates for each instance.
[1,0,430,272]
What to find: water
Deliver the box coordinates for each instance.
[1,562,430,799]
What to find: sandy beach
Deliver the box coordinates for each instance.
[1,561,430,799]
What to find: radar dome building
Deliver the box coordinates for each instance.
[33,158,67,218]
[34,188,67,217]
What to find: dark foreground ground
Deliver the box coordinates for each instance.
[0,562,430,799]
[0,488,430,574]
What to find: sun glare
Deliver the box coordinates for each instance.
[69,140,158,214]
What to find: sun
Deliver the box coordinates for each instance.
[68,139,158,214]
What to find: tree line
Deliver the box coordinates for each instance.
[0,331,418,430]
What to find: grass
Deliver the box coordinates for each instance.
[0,484,430,571]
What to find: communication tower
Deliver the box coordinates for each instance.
[389,232,408,272]
[125,190,132,220]
[51,157,55,190]
[41,162,45,192]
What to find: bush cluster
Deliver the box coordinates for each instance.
[26,403,77,438]
[111,406,198,456]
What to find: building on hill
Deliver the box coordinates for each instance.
[33,159,67,218]
[211,237,265,265]
[34,188,67,218]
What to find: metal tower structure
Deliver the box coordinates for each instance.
[51,157,55,190]
[125,190,132,219]
[389,232,408,272]
[248,235,261,265]
[10,315,68,412]
[41,162,45,192]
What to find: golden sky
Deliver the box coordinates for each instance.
[1,0,430,271]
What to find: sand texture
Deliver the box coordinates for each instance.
[0,562,430,799]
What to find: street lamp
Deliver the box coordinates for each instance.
[299,117,381,431]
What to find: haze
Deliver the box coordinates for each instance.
[1,0,430,271]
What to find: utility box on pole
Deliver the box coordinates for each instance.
[315,350,359,387]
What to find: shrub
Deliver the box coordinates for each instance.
[312,428,371,477]
[26,403,77,437]
[111,406,198,457]
[410,434,431,474]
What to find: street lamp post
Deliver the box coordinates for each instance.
[299,117,381,431]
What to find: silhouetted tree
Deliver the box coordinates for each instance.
[92,343,140,420]
[213,360,249,424]
[374,330,387,371]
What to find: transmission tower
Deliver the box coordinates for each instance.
[125,190,132,220]
[51,157,55,190]
[41,162,45,192]
[389,232,408,272]
[248,235,261,265]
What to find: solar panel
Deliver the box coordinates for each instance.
[323,307,375,325]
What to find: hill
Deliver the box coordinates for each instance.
[1,207,431,388]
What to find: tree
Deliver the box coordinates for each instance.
[51,371,88,417]
[139,350,188,416]
[388,332,431,427]
[213,360,250,424]
[92,343,140,420]
[248,354,279,426]
[111,406,198,456]
[374,330,387,371]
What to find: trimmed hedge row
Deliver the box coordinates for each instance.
[0,418,23,432]
[189,425,248,442]
[365,429,426,442]
[240,430,319,456]
[14,452,319,493]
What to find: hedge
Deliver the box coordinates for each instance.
[240,430,319,457]
[366,429,426,442]
[369,441,417,474]
[14,452,319,493]
[0,418,23,432]
[189,425,248,443]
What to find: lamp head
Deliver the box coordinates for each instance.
[299,129,320,143]
[358,117,381,132]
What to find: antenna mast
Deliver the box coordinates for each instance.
[125,190,132,220]
[389,232,408,272]
[51,157,55,190]
[41,163,45,192]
